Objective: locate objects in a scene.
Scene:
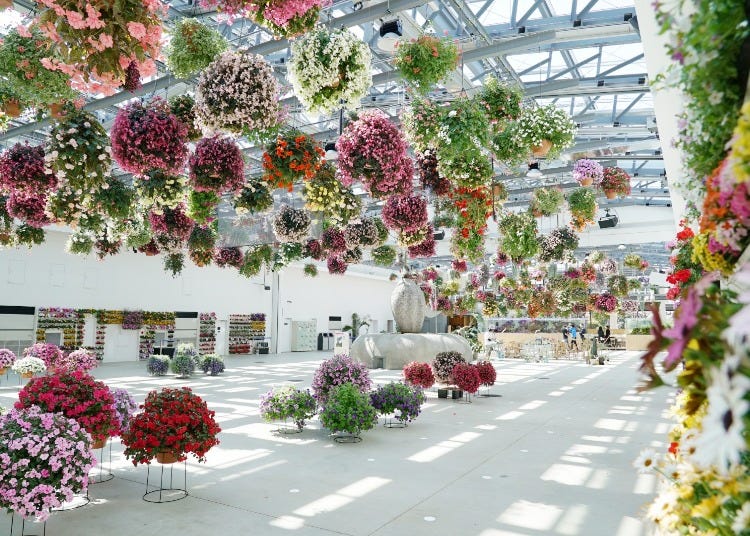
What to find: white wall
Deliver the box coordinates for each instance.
[0,230,398,357]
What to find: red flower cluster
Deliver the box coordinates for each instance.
[403,361,435,388]
[666,269,692,285]
[475,361,497,387]
[262,131,324,191]
[15,370,119,442]
[121,387,221,465]
[451,363,481,394]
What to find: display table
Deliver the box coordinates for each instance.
[350,333,472,370]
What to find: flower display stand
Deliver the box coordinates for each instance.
[51,490,90,511]
[273,419,302,435]
[333,433,362,444]
[8,513,46,536]
[437,387,463,399]
[89,440,114,484]
[143,458,188,503]
[383,415,407,429]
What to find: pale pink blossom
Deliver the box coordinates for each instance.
[126,21,147,39]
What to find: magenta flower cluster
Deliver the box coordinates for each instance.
[304,238,324,260]
[382,194,428,232]
[451,363,481,393]
[336,110,414,198]
[594,293,618,312]
[572,158,604,185]
[408,226,436,258]
[403,361,435,388]
[0,143,55,194]
[0,406,96,521]
[55,348,98,373]
[0,348,16,368]
[24,343,63,369]
[189,136,246,194]
[321,227,347,253]
[6,191,51,227]
[110,97,189,175]
[148,204,195,243]
[311,353,371,402]
[326,255,348,275]
[215,247,244,268]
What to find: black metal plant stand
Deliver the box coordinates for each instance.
[333,433,362,444]
[9,514,46,536]
[89,440,114,484]
[274,419,302,435]
[383,416,407,429]
[143,460,188,503]
[455,391,473,404]
[51,488,90,511]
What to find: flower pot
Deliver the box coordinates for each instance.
[49,102,67,119]
[604,189,617,199]
[531,139,552,157]
[0,0,13,8]
[390,279,426,333]
[156,451,179,464]
[2,99,21,117]
[579,176,594,187]
[21,371,34,379]
[0,367,6,375]
[92,437,107,450]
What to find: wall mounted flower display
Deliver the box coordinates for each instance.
[166,19,228,79]
[189,135,245,195]
[572,158,604,187]
[336,110,413,198]
[35,0,165,95]
[287,28,372,114]
[196,51,285,140]
[393,35,458,94]
[110,97,189,175]
[272,204,311,242]
[262,130,325,191]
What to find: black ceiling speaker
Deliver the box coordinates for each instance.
[598,208,619,229]
[433,229,445,241]
[379,19,403,38]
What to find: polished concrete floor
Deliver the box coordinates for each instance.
[0,350,672,536]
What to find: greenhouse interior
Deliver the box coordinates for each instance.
[0,0,748,534]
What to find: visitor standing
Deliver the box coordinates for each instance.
[561,325,569,347]
[597,325,605,341]
[569,324,579,351]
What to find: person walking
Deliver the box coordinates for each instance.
[569,324,579,351]
[604,326,611,346]
[561,325,569,348]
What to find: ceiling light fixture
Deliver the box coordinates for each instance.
[324,141,338,161]
[377,20,403,53]
[526,162,543,179]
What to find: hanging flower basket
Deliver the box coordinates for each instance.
[262,130,325,190]
[302,163,362,225]
[393,35,458,94]
[111,97,189,175]
[287,28,372,114]
[189,135,245,194]
[272,204,311,243]
[600,166,631,198]
[531,139,552,157]
[166,19,228,79]
[2,98,21,117]
[195,51,284,141]
[381,194,428,233]
[573,159,604,187]
[516,104,577,160]
[336,110,413,198]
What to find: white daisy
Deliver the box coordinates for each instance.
[633,447,660,474]
[733,502,750,534]
[692,362,750,473]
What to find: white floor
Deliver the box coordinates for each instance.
[0,350,671,536]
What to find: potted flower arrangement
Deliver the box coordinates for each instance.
[166,19,228,79]
[259,385,317,431]
[111,387,138,434]
[478,76,523,125]
[262,130,325,190]
[592,292,618,313]
[189,135,245,195]
[381,194,428,233]
[370,382,425,425]
[538,226,579,262]
[475,361,496,389]
[55,348,98,373]
[288,28,372,114]
[234,177,274,214]
[572,159,604,187]
[200,354,225,376]
[195,51,284,141]
[607,275,629,297]
[147,355,170,376]
[319,383,378,441]
[170,351,196,378]
[394,35,458,94]
[149,204,195,245]
[0,85,23,117]
[529,187,564,217]
[600,166,631,199]
[451,363,481,399]
[490,125,531,167]
[4,191,50,228]
[11,356,46,378]
[303,263,318,277]
[215,246,244,268]
[436,151,494,189]
[371,245,397,266]
[110,97,189,175]
[434,97,491,161]
[598,257,618,275]
[312,353,372,403]
[336,110,414,198]
[498,211,539,264]
[0,406,96,521]
[432,350,466,386]
[0,142,55,197]
[515,104,576,159]
[169,94,202,142]
[24,342,63,369]
[0,348,16,374]
[623,253,645,270]
[272,204,311,243]
[16,371,119,447]
[13,224,44,247]
[252,0,326,37]
[0,27,75,108]
[567,187,598,232]
[187,225,217,266]
[303,163,362,224]
[238,244,273,277]
[321,227,347,254]
[133,171,188,213]
[343,218,380,248]
[121,387,221,464]
[408,229,436,258]
[36,0,163,95]
[402,361,435,388]
[401,98,442,153]
[326,255,349,275]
